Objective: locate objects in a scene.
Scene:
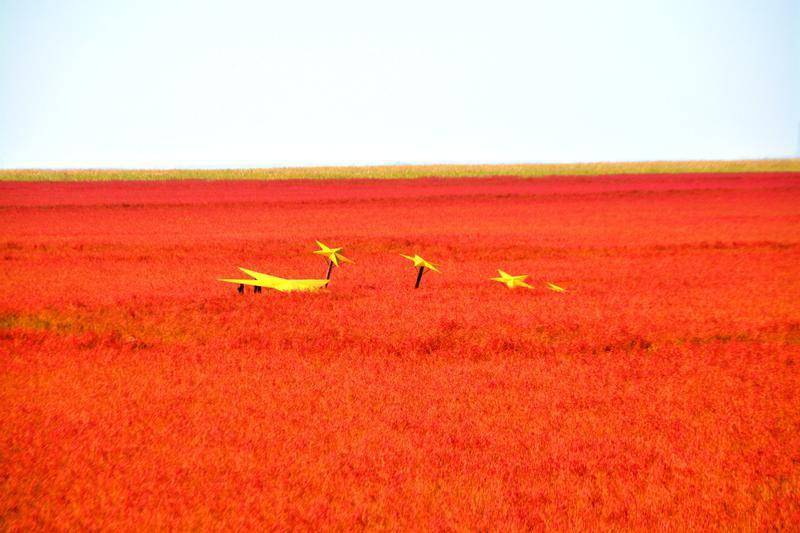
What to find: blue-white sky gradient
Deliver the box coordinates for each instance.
[1,0,798,168]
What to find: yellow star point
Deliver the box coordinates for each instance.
[490,269,533,289]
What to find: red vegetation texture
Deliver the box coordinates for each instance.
[1,173,800,529]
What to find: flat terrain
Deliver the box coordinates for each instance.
[2,173,799,529]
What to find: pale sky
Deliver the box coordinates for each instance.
[1,0,798,168]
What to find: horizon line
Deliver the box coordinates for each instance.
[2,157,800,173]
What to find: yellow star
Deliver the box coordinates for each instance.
[400,254,440,273]
[490,269,534,289]
[219,267,328,292]
[545,282,566,292]
[313,240,353,267]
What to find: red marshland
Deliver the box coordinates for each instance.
[2,172,799,529]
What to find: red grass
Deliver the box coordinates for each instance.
[2,173,799,529]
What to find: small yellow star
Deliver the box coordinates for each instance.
[545,282,566,292]
[400,254,440,272]
[313,240,353,267]
[490,269,534,289]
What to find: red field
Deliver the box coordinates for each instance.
[2,173,799,529]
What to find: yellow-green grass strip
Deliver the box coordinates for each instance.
[2,159,799,182]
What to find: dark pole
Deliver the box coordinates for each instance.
[414,266,425,288]
[326,260,334,280]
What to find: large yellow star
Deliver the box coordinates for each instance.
[400,254,440,273]
[219,267,328,292]
[313,240,353,267]
[490,269,533,289]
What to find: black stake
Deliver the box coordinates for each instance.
[414,266,425,288]
[326,260,334,280]
[237,284,244,294]
[254,285,262,294]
